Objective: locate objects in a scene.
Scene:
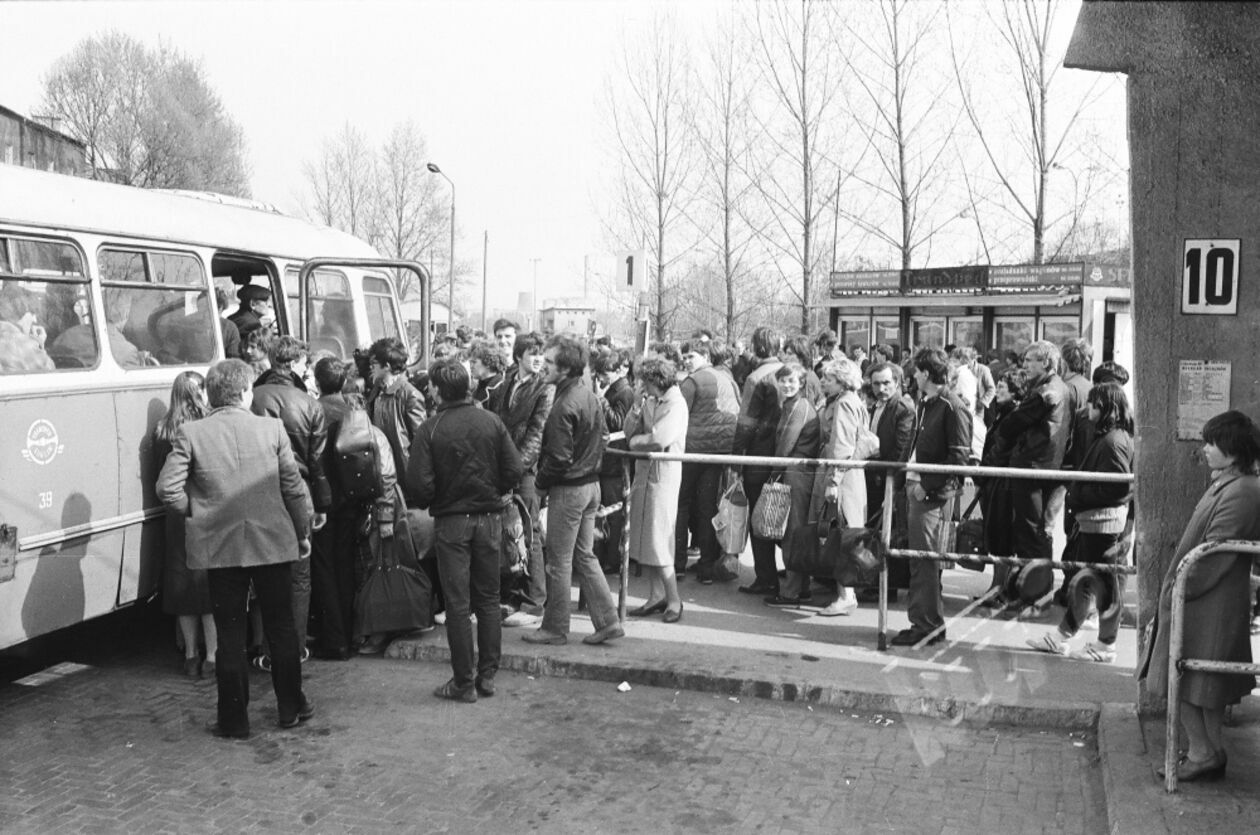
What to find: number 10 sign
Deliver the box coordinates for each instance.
[1182,239,1240,315]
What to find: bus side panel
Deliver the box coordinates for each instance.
[114,386,172,605]
[0,392,123,649]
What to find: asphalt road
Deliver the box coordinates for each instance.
[0,604,1107,834]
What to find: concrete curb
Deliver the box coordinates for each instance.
[387,638,1102,730]
[1097,702,1170,834]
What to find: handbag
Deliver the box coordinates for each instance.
[750,478,792,540]
[784,501,840,576]
[949,494,985,571]
[828,526,885,587]
[712,471,750,555]
[854,424,881,460]
[354,490,434,636]
[501,493,531,579]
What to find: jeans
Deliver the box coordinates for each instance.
[906,487,948,634]
[310,509,360,653]
[541,482,619,636]
[675,462,722,575]
[208,562,305,734]
[1059,531,1124,644]
[434,513,503,689]
[743,465,779,590]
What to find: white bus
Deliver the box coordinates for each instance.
[0,163,428,650]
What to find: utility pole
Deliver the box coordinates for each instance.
[530,257,542,331]
[481,230,489,332]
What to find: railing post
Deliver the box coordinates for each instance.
[618,452,632,622]
[879,475,894,651]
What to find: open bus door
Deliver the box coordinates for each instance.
[296,258,430,365]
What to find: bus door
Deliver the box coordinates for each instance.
[295,258,427,363]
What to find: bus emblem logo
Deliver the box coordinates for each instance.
[22,420,64,466]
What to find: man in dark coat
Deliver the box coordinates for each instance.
[409,359,523,702]
[157,359,314,739]
[227,284,273,336]
[496,332,555,624]
[861,361,917,601]
[251,336,331,662]
[892,348,971,647]
[523,335,622,646]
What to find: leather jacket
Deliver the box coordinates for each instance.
[251,367,332,511]
[536,376,607,490]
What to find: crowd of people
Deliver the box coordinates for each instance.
[151,314,1260,770]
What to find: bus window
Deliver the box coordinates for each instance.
[284,267,359,357]
[1,234,91,373]
[93,247,215,367]
[363,274,400,342]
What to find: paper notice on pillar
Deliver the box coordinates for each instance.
[1177,360,1231,440]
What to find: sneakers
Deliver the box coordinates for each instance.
[818,598,857,617]
[1080,612,1100,631]
[1070,642,1117,663]
[433,679,477,703]
[1026,631,1070,656]
[503,610,541,628]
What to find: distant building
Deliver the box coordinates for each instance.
[540,300,597,337]
[0,105,87,175]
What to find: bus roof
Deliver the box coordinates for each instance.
[0,163,379,261]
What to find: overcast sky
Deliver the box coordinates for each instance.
[0,0,1120,315]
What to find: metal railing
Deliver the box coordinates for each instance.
[1163,539,1260,792]
[605,446,1135,646]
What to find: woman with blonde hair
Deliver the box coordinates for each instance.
[624,356,689,622]
[154,370,218,677]
[810,357,868,616]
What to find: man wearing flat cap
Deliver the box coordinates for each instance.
[229,284,274,337]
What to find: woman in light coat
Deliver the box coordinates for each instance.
[624,357,689,623]
[809,357,869,616]
[1139,410,1260,782]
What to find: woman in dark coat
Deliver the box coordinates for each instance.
[1139,410,1260,782]
[978,369,1026,608]
[154,370,217,677]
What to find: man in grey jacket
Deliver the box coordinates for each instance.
[158,359,314,739]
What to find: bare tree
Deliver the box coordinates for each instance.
[604,12,701,340]
[686,8,778,339]
[841,0,962,270]
[42,32,250,195]
[750,0,846,333]
[375,121,446,300]
[947,0,1112,264]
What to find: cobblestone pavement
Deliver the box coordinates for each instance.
[0,611,1107,834]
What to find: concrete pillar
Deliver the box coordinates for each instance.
[1066,2,1260,711]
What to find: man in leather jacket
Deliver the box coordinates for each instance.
[252,335,331,660]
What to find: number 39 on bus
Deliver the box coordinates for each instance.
[0,164,430,650]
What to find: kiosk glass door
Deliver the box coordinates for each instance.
[950,318,984,352]
[911,317,945,349]
[994,318,1034,355]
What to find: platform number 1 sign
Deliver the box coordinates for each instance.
[1182,239,1240,315]
[616,249,647,294]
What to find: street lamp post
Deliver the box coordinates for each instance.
[426,162,455,332]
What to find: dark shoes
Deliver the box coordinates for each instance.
[475,677,496,698]
[738,583,778,596]
[278,697,316,729]
[434,679,477,703]
[208,721,250,740]
[890,628,946,647]
[628,600,668,617]
[662,603,683,624]
[1157,750,1227,782]
[312,646,353,661]
[582,624,626,645]
[182,657,201,678]
[764,594,810,608]
[522,629,568,645]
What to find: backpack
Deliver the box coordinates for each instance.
[501,493,531,579]
[332,407,383,504]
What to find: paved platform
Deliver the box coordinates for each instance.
[388,562,1260,834]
